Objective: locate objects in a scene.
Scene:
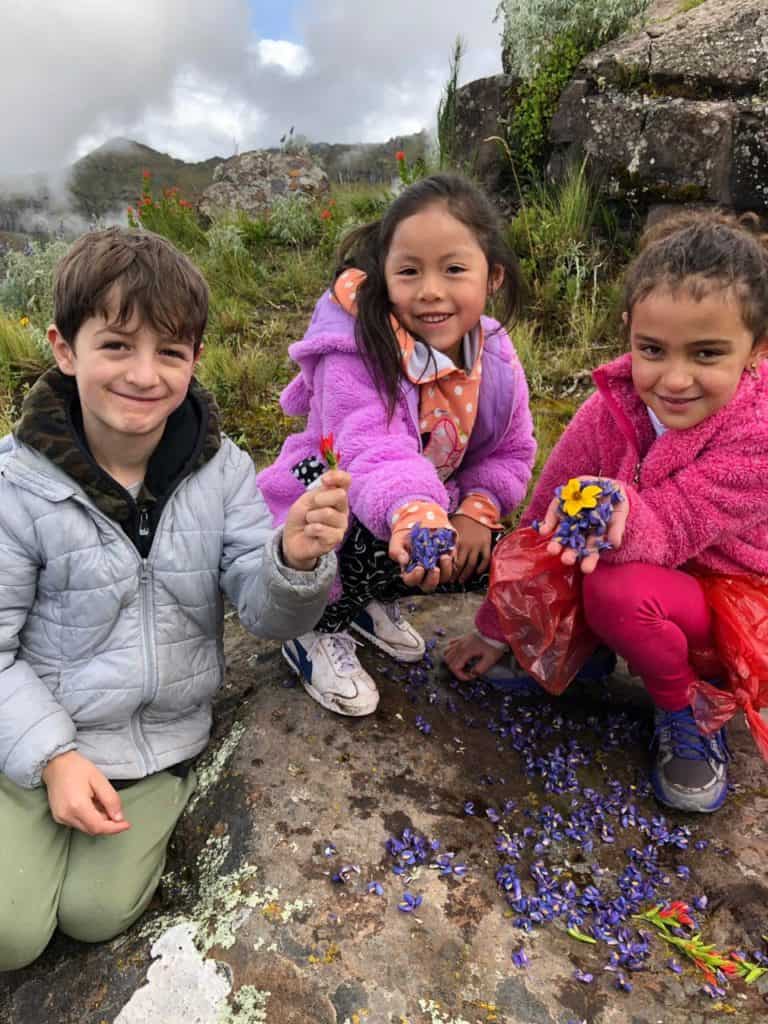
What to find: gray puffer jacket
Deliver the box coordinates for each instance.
[0,376,335,789]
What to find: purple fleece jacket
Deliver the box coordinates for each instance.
[476,351,768,642]
[257,290,536,597]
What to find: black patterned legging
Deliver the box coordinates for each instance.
[316,520,503,633]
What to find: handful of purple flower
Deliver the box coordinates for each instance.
[551,478,624,557]
[405,525,455,572]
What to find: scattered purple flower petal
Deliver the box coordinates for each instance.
[511,947,529,968]
[398,891,423,913]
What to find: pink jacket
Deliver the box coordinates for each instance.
[476,352,768,642]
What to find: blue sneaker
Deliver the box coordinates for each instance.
[484,647,617,697]
[650,706,729,813]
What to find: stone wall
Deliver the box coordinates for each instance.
[549,0,768,210]
[453,0,768,213]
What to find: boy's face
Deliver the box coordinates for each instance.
[48,303,200,459]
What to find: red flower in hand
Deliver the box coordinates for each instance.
[320,434,340,468]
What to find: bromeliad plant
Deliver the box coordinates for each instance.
[635,902,768,991]
[319,433,340,469]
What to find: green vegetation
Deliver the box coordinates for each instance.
[0,162,630,477]
[497,0,651,173]
[436,36,465,170]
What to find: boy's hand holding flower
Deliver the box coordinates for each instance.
[449,514,492,583]
[538,476,628,574]
[282,469,351,571]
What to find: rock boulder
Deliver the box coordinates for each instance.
[198,150,330,220]
[548,0,768,210]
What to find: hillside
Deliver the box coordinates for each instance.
[0,132,428,240]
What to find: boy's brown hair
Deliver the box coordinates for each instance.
[53,227,208,351]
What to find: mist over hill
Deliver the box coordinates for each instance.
[0,132,428,242]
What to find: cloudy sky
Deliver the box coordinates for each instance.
[3,0,503,177]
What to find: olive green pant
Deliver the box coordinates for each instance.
[0,768,196,972]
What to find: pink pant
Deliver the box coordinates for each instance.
[582,561,716,711]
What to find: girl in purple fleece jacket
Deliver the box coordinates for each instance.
[448,211,768,814]
[258,174,535,717]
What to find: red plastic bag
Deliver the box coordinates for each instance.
[488,527,598,694]
[688,572,768,760]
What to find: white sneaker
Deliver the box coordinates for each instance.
[350,600,426,663]
[282,630,380,716]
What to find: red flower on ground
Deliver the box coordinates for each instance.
[395,150,405,161]
[321,209,332,220]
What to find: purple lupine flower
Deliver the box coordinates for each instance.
[366,881,384,895]
[398,891,423,913]
[511,947,529,968]
[406,525,455,571]
[553,479,623,558]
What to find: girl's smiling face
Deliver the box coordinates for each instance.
[628,283,766,430]
[384,202,503,363]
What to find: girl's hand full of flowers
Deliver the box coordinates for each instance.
[282,469,351,570]
[538,477,627,574]
[389,525,455,592]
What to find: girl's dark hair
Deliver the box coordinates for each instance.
[335,173,523,416]
[623,210,768,343]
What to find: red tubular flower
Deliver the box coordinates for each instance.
[321,209,331,220]
[320,434,340,468]
[395,150,405,161]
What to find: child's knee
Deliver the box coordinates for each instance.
[57,885,154,944]
[0,919,55,971]
[582,562,634,622]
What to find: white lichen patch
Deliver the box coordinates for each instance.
[186,720,247,813]
[417,1000,471,1024]
[142,831,314,957]
[217,985,270,1024]
[115,923,232,1024]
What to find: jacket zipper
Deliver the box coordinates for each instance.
[63,485,190,774]
[137,558,156,774]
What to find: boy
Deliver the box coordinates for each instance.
[0,227,349,971]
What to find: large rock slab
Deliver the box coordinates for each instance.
[2,595,767,1023]
[199,150,330,221]
[548,0,768,210]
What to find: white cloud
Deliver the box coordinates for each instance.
[257,39,311,76]
[0,0,503,177]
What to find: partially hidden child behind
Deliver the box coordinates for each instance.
[0,228,350,972]
[258,173,536,717]
[447,211,768,816]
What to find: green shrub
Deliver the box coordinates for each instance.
[0,240,69,322]
[267,195,323,247]
[127,173,207,251]
[497,0,651,81]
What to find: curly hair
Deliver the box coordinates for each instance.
[623,210,768,342]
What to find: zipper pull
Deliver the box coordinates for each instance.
[138,507,150,538]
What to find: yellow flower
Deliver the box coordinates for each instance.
[18,316,29,327]
[561,477,602,517]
